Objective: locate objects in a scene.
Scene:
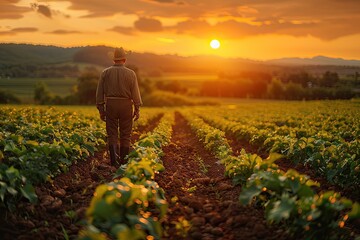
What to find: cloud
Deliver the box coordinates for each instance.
[0,27,38,35]
[0,0,31,19]
[108,26,137,35]
[145,0,176,3]
[37,0,191,18]
[31,3,52,18]
[37,4,52,18]
[12,27,38,33]
[134,17,163,32]
[31,2,72,18]
[47,29,81,34]
[31,0,360,19]
[166,14,360,40]
[20,0,360,40]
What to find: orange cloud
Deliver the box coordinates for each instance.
[134,17,163,32]
[0,27,38,35]
[0,0,31,19]
[35,4,52,18]
[108,26,137,35]
[47,30,81,34]
[145,0,176,3]
[4,0,360,40]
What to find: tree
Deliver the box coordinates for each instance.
[284,83,306,100]
[34,81,53,105]
[285,71,314,88]
[319,71,339,87]
[127,64,153,96]
[267,80,285,99]
[0,89,21,104]
[76,69,99,105]
[155,80,185,94]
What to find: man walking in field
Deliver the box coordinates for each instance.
[96,47,142,166]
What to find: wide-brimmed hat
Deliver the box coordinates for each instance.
[111,47,128,60]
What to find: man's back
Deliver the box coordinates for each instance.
[101,64,136,99]
[96,63,142,107]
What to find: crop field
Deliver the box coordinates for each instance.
[148,73,218,81]
[0,101,359,240]
[0,77,77,102]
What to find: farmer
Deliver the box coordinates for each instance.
[96,47,142,166]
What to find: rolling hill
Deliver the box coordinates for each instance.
[1,43,360,76]
[0,43,80,64]
[267,56,360,67]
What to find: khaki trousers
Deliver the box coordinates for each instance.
[105,99,133,147]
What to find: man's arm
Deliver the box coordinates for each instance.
[96,71,106,121]
[131,72,142,121]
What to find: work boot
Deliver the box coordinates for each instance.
[119,146,130,164]
[117,143,121,160]
[109,144,119,167]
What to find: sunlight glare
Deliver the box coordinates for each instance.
[210,39,220,49]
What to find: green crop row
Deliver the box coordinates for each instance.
[132,108,165,132]
[197,105,360,192]
[221,101,360,141]
[181,110,360,239]
[79,112,174,240]
[0,106,163,211]
[0,107,106,210]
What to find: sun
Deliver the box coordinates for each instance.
[210,39,220,49]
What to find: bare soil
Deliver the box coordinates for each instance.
[156,112,288,240]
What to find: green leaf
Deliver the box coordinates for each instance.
[239,185,262,205]
[349,202,360,219]
[26,140,39,147]
[112,224,145,240]
[20,183,38,203]
[297,185,315,198]
[267,196,296,223]
[305,179,320,188]
[6,186,17,195]
[79,225,108,240]
[58,146,68,157]
[265,152,283,165]
[289,179,300,193]
[154,163,165,172]
[93,199,118,220]
[5,166,20,182]
[4,142,15,152]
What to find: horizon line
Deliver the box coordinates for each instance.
[1,42,360,62]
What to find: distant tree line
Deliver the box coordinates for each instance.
[0,89,21,104]
[73,46,111,67]
[0,63,80,78]
[199,71,360,100]
[2,67,359,105]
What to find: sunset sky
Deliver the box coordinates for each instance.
[1,0,360,60]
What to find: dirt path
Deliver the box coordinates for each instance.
[156,113,288,240]
[0,114,163,240]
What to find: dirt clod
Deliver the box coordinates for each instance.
[192,216,206,227]
[53,189,66,198]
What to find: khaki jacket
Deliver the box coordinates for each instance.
[96,63,142,107]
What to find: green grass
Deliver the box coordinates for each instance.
[0,104,100,114]
[0,77,77,102]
